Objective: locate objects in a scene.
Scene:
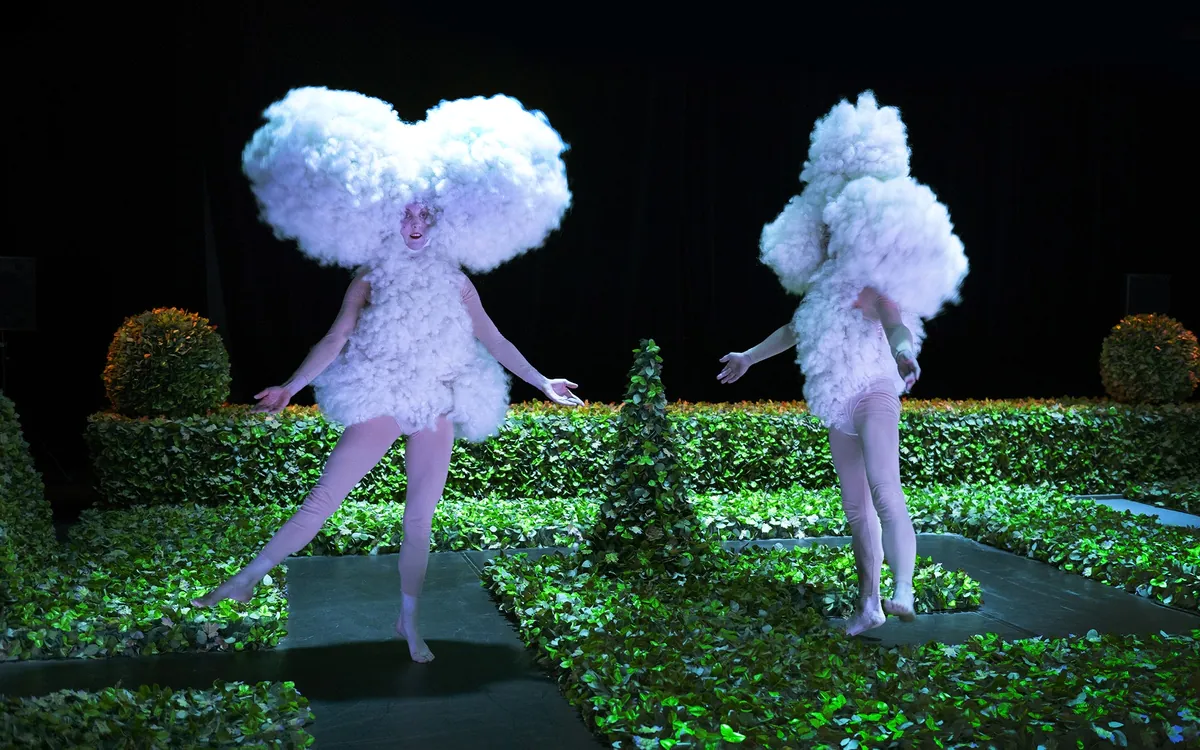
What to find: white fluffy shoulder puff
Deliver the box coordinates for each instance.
[761,89,966,316]
[822,175,969,319]
[760,173,848,296]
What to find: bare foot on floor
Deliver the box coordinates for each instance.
[191,576,257,608]
[883,598,916,622]
[844,605,887,636]
[395,619,435,663]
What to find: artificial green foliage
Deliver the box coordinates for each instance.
[1,501,288,662]
[85,400,1200,507]
[6,482,1187,664]
[691,484,1199,613]
[102,307,232,418]
[1125,475,1200,515]
[484,547,1200,748]
[1,680,314,748]
[585,339,720,574]
[0,391,55,609]
[1100,313,1200,405]
[86,406,409,508]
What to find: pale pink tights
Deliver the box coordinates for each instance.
[237,414,454,597]
[827,385,916,608]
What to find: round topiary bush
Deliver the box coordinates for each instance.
[1100,313,1200,404]
[102,307,232,418]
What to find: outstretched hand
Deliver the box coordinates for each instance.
[896,353,921,393]
[253,386,292,414]
[717,352,751,384]
[541,378,583,407]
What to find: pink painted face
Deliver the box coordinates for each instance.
[400,202,433,251]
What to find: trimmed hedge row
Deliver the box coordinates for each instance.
[0,491,980,663]
[0,391,286,665]
[1125,475,1200,515]
[6,480,1193,664]
[0,392,56,607]
[86,400,1200,507]
[1,509,290,662]
[0,392,314,747]
[2,680,313,748]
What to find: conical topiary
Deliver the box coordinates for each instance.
[584,339,718,576]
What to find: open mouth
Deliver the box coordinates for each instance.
[409,233,423,240]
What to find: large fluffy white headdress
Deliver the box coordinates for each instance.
[760,91,912,296]
[240,86,572,273]
[799,90,911,185]
[761,90,967,317]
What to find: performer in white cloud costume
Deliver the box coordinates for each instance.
[718,91,968,636]
[192,86,582,662]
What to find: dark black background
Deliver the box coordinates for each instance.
[3,6,1196,515]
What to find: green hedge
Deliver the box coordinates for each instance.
[80,483,1200,615]
[1,680,313,748]
[1,395,288,662]
[1,499,289,662]
[0,490,978,663]
[484,547,1200,749]
[1,391,56,606]
[86,400,1200,507]
[7,481,1191,663]
[1125,475,1200,515]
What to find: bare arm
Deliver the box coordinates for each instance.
[282,270,371,397]
[743,323,800,365]
[859,286,914,358]
[461,277,547,389]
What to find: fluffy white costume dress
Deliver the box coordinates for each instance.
[760,91,969,428]
[241,87,572,441]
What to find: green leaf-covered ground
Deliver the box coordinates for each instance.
[1,680,313,748]
[4,482,1194,664]
[484,547,1200,748]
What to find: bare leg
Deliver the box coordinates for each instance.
[828,426,887,636]
[853,391,916,621]
[191,415,405,607]
[394,414,454,663]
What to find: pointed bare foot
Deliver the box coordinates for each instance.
[191,575,257,608]
[883,598,916,622]
[395,618,435,663]
[843,604,887,636]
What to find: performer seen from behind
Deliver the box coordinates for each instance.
[718,91,969,636]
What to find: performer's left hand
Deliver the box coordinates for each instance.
[542,378,584,407]
[896,353,921,392]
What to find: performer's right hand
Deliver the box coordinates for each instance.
[717,352,751,384]
[895,353,921,393]
[252,386,292,414]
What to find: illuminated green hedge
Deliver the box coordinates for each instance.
[0,392,313,746]
[0,391,56,607]
[6,482,1192,664]
[1125,475,1200,515]
[2,681,313,748]
[85,400,1199,508]
[486,547,1200,748]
